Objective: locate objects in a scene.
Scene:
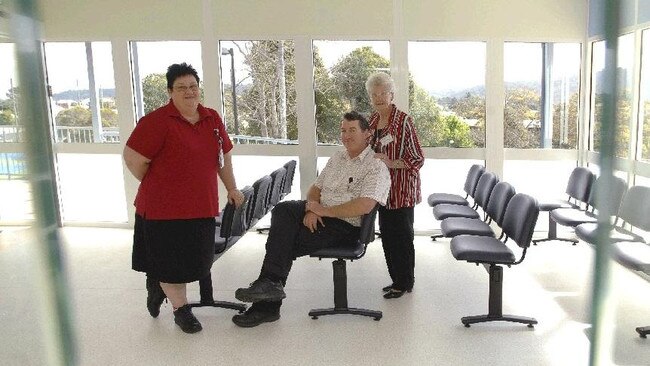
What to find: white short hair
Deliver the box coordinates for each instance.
[365,72,395,94]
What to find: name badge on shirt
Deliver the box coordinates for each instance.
[379,134,394,147]
[214,129,224,169]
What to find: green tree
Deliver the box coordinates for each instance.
[439,114,474,147]
[101,108,118,127]
[504,87,540,148]
[331,46,389,114]
[55,105,91,126]
[642,101,650,159]
[552,91,579,149]
[448,92,485,147]
[314,46,347,144]
[142,73,168,115]
[408,80,443,146]
[591,92,631,158]
[0,109,15,125]
[235,41,297,141]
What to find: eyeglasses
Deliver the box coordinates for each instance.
[370,90,392,99]
[173,84,200,93]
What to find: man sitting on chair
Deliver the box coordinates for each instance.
[233,111,391,327]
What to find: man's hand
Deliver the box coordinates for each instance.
[305,200,330,218]
[227,188,245,207]
[302,211,324,233]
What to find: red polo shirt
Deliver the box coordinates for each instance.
[126,101,233,220]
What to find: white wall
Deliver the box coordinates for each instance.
[39,0,586,40]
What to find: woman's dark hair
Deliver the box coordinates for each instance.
[166,63,200,90]
[343,111,369,131]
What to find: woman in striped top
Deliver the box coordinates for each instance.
[366,72,425,299]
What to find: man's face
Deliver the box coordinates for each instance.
[341,118,371,156]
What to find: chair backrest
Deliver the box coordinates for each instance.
[248,175,273,227]
[220,186,254,239]
[464,164,486,197]
[501,193,540,249]
[588,175,627,214]
[359,204,380,245]
[281,160,297,197]
[472,171,498,210]
[485,181,516,226]
[618,185,650,231]
[565,167,594,203]
[267,167,287,211]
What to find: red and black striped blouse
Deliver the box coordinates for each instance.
[369,104,425,209]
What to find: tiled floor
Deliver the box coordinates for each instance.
[1,226,649,365]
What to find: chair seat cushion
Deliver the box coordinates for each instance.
[550,208,597,227]
[450,235,516,263]
[612,241,650,274]
[427,193,468,207]
[575,223,644,244]
[538,199,572,211]
[433,204,480,220]
[310,241,364,260]
[441,217,495,238]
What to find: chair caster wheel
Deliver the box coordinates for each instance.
[464,324,470,328]
[311,316,318,320]
[374,317,380,321]
[527,324,534,328]
[640,334,647,339]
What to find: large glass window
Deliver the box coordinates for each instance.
[44,42,118,143]
[640,30,650,161]
[408,41,486,148]
[312,41,390,145]
[131,41,203,121]
[590,34,634,158]
[504,42,542,148]
[0,43,33,223]
[504,42,581,149]
[219,40,297,144]
[56,154,128,223]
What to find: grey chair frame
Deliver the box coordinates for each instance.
[575,185,650,245]
[450,193,540,328]
[191,186,254,314]
[308,204,382,321]
[538,175,627,246]
[611,240,650,338]
[439,181,516,240]
[427,164,485,207]
[534,167,594,244]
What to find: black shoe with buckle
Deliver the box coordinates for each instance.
[235,278,286,303]
[146,277,167,318]
[173,304,202,334]
[232,307,280,328]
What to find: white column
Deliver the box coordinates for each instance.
[113,40,138,226]
[294,36,317,198]
[485,39,504,176]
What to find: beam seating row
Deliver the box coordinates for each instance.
[427,165,541,328]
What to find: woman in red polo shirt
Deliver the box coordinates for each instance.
[366,72,424,299]
[123,63,244,334]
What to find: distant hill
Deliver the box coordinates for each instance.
[52,88,115,101]
[434,77,579,106]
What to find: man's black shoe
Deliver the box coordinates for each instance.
[146,277,166,318]
[173,304,202,334]
[232,308,280,328]
[235,278,286,303]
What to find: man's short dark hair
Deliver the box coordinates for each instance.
[166,63,200,90]
[343,111,369,130]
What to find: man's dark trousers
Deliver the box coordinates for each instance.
[254,200,360,313]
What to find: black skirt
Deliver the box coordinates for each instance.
[132,214,215,284]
